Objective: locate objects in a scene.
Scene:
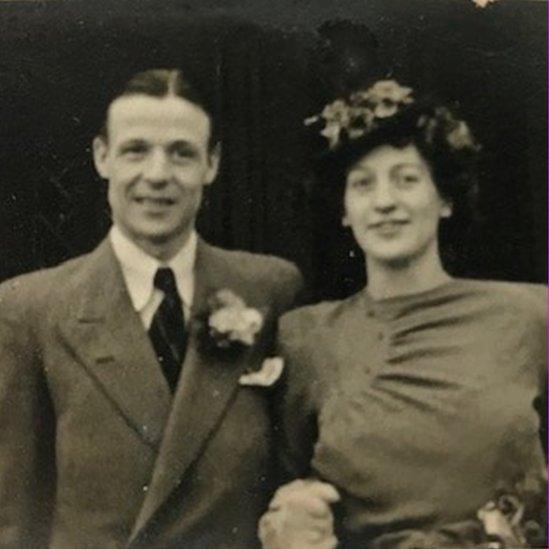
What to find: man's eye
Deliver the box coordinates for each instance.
[171,149,192,161]
[121,145,147,156]
[169,145,196,162]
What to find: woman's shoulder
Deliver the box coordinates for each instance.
[461,278,547,296]
[455,279,547,321]
[280,293,363,338]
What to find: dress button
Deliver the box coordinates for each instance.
[366,309,375,318]
[377,332,384,341]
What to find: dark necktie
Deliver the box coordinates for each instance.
[148,267,187,392]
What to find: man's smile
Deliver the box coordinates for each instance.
[133,196,178,206]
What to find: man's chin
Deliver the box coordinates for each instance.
[143,232,174,245]
[137,226,193,247]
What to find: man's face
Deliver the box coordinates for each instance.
[93,94,219,254]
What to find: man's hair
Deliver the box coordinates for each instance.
[98,68,219,149]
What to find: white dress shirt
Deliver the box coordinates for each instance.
[109,226,197,330]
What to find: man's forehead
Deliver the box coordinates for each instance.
[106,94,211,138]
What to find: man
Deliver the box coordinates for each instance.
[0,69,302,548]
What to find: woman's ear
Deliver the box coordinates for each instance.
[342,215,351,227]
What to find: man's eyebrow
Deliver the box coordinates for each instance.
[168,140,199,153]
[118,138,147,148]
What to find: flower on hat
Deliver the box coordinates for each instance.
[472,0,498,8]
[305,79,415,150]
[418,107,479,152]
[355,79,414,118]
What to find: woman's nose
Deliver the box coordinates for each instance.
[372,180,396,211]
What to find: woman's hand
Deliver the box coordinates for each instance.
[258,478,340,548]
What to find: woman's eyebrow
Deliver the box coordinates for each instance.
[349,165,374,175]
[390,162,424,174]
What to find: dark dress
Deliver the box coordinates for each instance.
[275,279,547,548]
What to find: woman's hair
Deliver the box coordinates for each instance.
[308,80,482,272]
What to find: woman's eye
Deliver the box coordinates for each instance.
[396,171,421,185]
[349,177,374,190]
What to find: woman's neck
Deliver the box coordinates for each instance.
[366,245,451,300]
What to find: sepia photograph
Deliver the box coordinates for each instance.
[0,0,546,547]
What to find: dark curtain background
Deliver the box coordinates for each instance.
[0,0,546,301]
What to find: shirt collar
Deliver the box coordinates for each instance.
[110,225,197,312]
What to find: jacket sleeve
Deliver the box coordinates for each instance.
[271,312,318,483]
[0,298,55,548]
[275,262,305,316]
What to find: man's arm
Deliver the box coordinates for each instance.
[274,261,306,316]
[0,301,55,548]
[262,310,339,548]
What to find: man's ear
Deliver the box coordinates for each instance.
[204,142,221,186]
[440,200,453,219]
[92,136,110,180]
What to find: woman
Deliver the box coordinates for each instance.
[260,81,547,548]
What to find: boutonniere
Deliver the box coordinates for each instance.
[239,357,284,388]
[207,289,264,350]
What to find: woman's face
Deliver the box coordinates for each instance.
[343,143,451,266]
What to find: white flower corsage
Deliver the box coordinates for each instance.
[239,357,284,387]
[207,289,264,349]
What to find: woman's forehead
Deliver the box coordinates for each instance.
[350,143,426,171]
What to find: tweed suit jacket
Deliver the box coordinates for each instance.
[0,237,302,549]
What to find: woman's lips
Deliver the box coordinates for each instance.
[368,220,409,235]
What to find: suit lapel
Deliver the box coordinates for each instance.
[61,239,172,449]
[130,239,256,541]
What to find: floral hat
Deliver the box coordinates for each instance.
[305,79,479,155]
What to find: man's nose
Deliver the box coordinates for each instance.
[372,180,397,211]
[143,150,170,184]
